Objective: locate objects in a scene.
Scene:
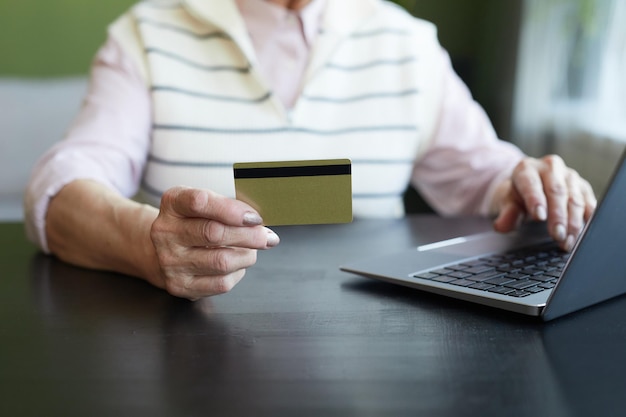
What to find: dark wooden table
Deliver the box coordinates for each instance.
[1,217,626,417]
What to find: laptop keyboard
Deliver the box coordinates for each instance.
[412,242,570,298]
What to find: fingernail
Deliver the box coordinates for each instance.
[535,205,547,221]
[554,224,567,242]
[564,235,575,252]
[243,212,263,226]
[266,229,280,247]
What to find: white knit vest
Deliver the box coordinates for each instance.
[111,0,445,218]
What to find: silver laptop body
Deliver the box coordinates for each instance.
[341,150,626,321]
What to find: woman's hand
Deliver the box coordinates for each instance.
[493,155,596,251]
[149,186,279,300]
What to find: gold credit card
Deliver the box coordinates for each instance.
[234,159,352,226]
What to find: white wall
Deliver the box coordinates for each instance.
[0,77,87,220]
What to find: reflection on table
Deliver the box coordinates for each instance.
[1,218,625,416]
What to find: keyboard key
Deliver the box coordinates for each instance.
[532,274,557,283]
[467,271,504,282]
[482,259,505,267]
[504,279,541,290]
[521,267,548,275]
[464,265,496,275]
[506,272,531,280]
[487,286,515,295]
[450,279,475,287]
[432,276,458,283]
[446,264,471,271]
[496,266,521,273]
[447,271,473,279]
[484,276,516,286]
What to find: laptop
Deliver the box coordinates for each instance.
[341,149,626,321]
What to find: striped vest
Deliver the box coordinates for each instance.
[111,0,445,218]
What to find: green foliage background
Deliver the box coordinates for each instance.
[0,0,139,76]
[0,0,492,77]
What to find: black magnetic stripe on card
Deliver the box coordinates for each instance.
[234,164,351,179]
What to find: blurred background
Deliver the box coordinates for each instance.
[1,0,624,219]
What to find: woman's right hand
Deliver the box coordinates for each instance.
[149,186,280,300]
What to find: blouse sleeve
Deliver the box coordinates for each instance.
[24,34,152,252]
[412,47,524,217]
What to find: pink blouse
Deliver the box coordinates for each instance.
[24,0,523,251]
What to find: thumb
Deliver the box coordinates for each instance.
[160,186,263,226]
[493,200,524,233]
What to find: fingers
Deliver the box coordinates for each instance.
[160,247,257,299]
[534,156,596,250]
[534,156,569,245]
[512,156,573,225]
[493,198,524,234]
[156,236,261,277]
[562,169,585,249]
[165,268,248,301]
[156,186,278,249]
[494,155,597,251]
[579,175,597,221]
[150,186,281,300]
[562,170,597,249]
[171,216,279,249]
[162,186,263,227]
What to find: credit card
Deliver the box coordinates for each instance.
[234,159,352,226]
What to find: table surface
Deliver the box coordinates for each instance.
[1,216,626,417]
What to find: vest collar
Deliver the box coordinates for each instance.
[305,0,379,83]
[181,0,379,42]
[181,0,380,107]
[182,0,257,64]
